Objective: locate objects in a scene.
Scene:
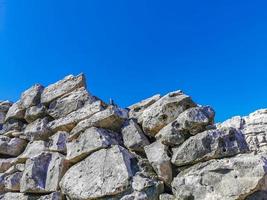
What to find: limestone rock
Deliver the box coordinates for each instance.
[25,104,47,123]
[66,127,119,163]
[41,74,86,105]
[0,136,27,157]
[20,152,67,193]
[141,91,196,136]
[122,119,150,152]
[144,141,172,185]
[24,117,52,141]
[128,94,161,123]
[159,194,176,200]
[218,116,244,130]
[70,106,128,139]
[4,171,22,191]
[5,101,25,121]
[172,154,267,200]
[0,101,12,113]
[21,84,44,109]
[48,100,105,132]
[60,145,136,200]
[47,87,91,119]
[18,140,47,162]
[171,127,248,167]
[47,131,67,154]
[174,106,215,135]
[155,120,187,147]
[0,158,17,173]
[1,119,25,133]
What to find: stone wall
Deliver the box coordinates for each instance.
[0,74,266,200]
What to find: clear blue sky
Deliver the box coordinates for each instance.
[0,0,267,122]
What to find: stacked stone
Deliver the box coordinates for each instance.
[0,74,266,200]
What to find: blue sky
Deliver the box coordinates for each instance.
[0,0,267,122]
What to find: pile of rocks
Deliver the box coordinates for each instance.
[0,74,266,200]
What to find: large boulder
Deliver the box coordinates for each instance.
[48,100,105,132]
[47,87,92,119]
[24,117,52,141]
[69,106,128,140]
[20,84,44,109]
[66,127,119,163]
[121,119,150,152]
[171,127,249,167]
[60,145,137,200]
[0,136,27,157]
[20,152,67,194]
[24,104,47,123]
[144,141,172,185]
[141,91,196,136]
[171,153,267,200]
[5,101,25,122]
[41,74,86,105]
[128,94,161,123]
[47,131,67,154]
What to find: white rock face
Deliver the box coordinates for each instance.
[172,153,267,200]
[60,145,136,200]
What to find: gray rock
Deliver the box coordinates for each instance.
[171,153,267,200]
[245,190,267,200]
[18,140,47,162]
[159,194,176,200]
[60,145,136,200]
[48,100,105,132]
[70,106,128,140]
[171,127,248,167]
[144,141,172,185]
[174,106,215,135]
[5,101,25,122]
[21,84,44,109]
[0,101,12,113]
[47,87,92,119]
[1,119,25,134]
[47,131,67,154]
[4,171,22,191]
[0,158,17,173]
[0,192,62,200]
[20,152,67,194]
[0,136,27,157]
[128,94,161,123]
[24,117,52,141]
[25,104,47,123]
[66,127,119,163]
[218,116,244,130]
[141,91,196,136]
[155,120,187,147]
[122,119,150,152]
[41,74,86,105]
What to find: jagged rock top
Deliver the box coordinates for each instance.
[0,74,266,200]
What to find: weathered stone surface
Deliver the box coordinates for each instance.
[37,192,63,200]
[122,119,150,152]
[24,117,52,141]
[4,171,22,191]
[174,106,215,135]
[47,87,91,119]
[0,101,12,113]
[0,158,16,173]
[141,91,196,136]
[0,136,27,157]
[20,152,67,194]
[21,84,44,109]
[159,193,176,200]
[60,145,136,200]
[66,127,119,163]
[18,140,47,162]
[5,101,25,122]
[41,74,86,105]
[70,106,128,140]
[144,142,172,185]
[171,127,248,167]
[172,154,267,200]
[0,192,62,200]
[1,119,25,134]
[155,120,187,147]
[218,116,244,130]
[25,104,47,123]
[47,131,67,154]
[48,100,105,132]
[128,94,161,123]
